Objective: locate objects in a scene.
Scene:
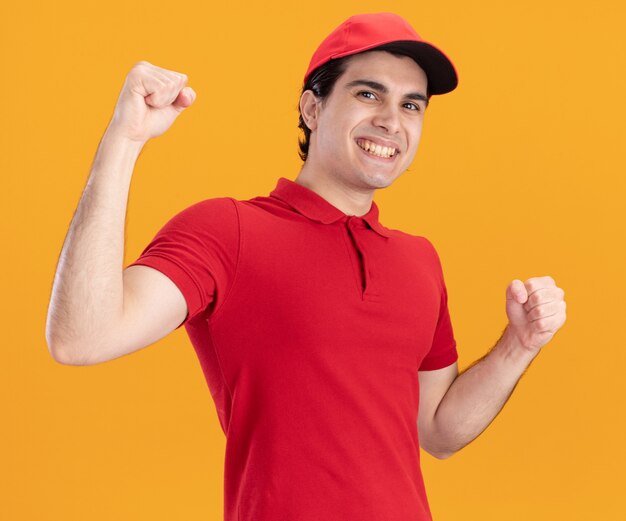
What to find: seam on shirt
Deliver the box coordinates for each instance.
[204,197,241,438]
[204,317,234,435]
[207,196,242,323]
[419,343,459,371]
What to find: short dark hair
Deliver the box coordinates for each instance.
[297,45,432,162]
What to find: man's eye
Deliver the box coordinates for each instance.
[358,91,376,100]
[404,102,420,111]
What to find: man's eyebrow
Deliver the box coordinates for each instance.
[344,79,429,108]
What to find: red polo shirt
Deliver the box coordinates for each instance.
[127,176,458,521]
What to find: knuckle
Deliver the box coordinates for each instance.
[535,318,548,330]
[131,61,152,79]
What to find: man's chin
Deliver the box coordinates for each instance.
[360,169,401,190]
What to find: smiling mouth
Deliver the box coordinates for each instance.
[356,138,398,159]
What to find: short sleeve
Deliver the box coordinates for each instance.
[418,242,459,371]
[125,197,240,329]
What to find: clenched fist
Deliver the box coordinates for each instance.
[105,60,196,144]
[505,276,567,354]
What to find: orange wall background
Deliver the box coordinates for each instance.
[2,0,624,519]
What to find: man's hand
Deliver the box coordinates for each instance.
[505,276,567,354]
[421,276,566,457]
[105,60,196,144]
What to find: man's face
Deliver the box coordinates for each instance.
[306,50,429,191]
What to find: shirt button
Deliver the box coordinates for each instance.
[350,217,364,228]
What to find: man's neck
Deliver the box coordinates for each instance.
[294,164,374,217]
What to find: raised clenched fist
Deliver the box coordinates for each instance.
[105,60,196,144]
[505,276,567,353]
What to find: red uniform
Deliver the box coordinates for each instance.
[127,176,458,520]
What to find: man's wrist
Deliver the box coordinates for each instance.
[102,125,146,151]
[494,325,541,371]
[92,126,145,173]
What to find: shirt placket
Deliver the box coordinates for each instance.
[344,216,379,301]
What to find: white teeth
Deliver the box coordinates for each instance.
[357,139,397,158]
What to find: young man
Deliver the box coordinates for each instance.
[46,12,567,521]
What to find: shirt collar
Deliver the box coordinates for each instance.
[269,177,391,238]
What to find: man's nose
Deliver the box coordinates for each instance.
[372,102,401,134]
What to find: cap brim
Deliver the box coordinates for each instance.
[361,40,459,95]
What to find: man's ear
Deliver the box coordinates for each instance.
[300,90,320,131]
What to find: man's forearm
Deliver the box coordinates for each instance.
[431,325,540,458]
[45,129,144,363]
